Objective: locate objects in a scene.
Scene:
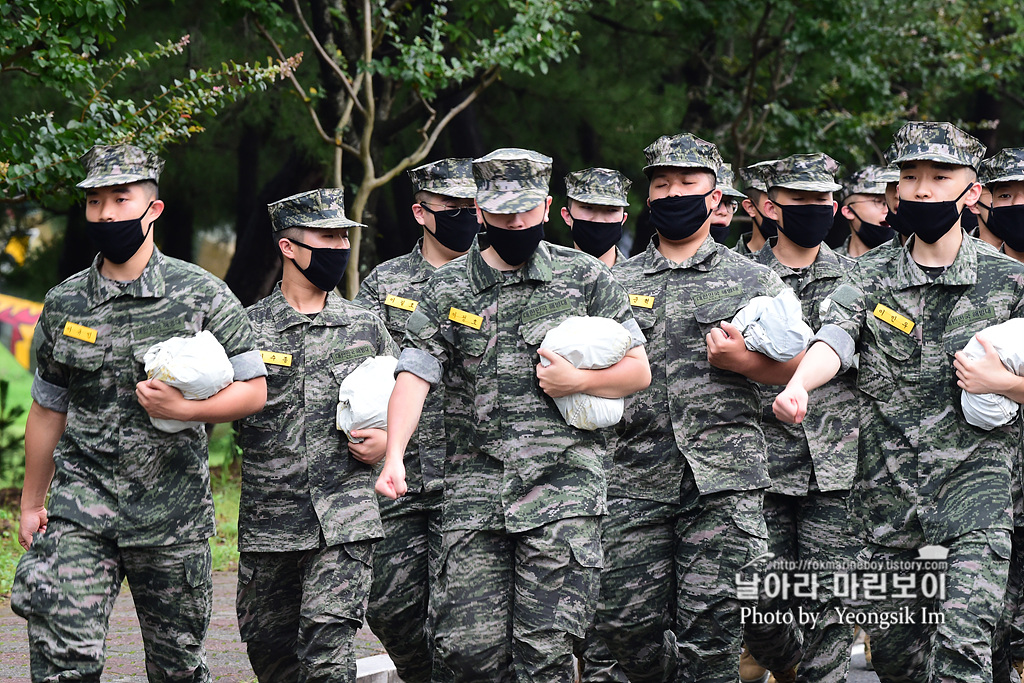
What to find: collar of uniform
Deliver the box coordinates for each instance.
[86,247,167,309]
[897,229,978,287]
[269,284,350,332]
[755,239,845,280]
[407,238,437,283]
[466,236,554,294]
[643,233,720,274]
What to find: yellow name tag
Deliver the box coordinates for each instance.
[629,294,655,308]
[873,304,915,334]
[260,350,293,367]
[448,307,483,330]
[63,321,97,344]
[385,294,418,312]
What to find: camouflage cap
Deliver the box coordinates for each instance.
[564,167,631,207]
[885,121,986,170]
[739,160,778,194]
[76,144,165,189]
[472,148,552,213]
[408,158,476,199]
[267,188,366,233]
[879,161,901,184]
[840,165,889,202]
[642,133,723,178]
[765,153,843,193]
[716,163,747,199]
[979,148,1024,185]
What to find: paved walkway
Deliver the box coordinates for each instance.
[0,571,388,682]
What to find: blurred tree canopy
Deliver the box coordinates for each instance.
[3,0,1024,304]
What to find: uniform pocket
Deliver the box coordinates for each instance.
[693,297,748,336]
[857,317,919,402]
[554,523,603,638]
[184,546,212,589]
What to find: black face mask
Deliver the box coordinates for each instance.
[899,184,973,244]
[421,204,480,253]
[710,224,731,244]
[849,207,896,248]
[886,208,912,237]
[776,204,835,249]
[648,192,713,242]
[981,203,1024,252]
[483,219,545,266]
[749,206,777,240]
[287,238,351,292]
[569,211,623,258]
[88,201,155,264]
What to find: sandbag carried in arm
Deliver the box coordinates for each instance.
[336,355,398,443]
[539,316,632,430]
[143,330,235,433]
[730,288,812,362]
[959,319,1024,430]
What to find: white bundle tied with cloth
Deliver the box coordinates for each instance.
[730,288,812,362]
[959,319,1024,430]
[143,330,235,433]
[336,355,398,443]
[539,316,632,430]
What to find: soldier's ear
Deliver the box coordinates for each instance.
[279,237,295,258]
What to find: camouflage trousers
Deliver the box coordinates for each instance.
[594,488,769,683]
[366,488,445,683]
[11,518,212,683]
[993,526,1024,680]
[575,623,629,682]
[856,529,1010,683]
[743,490,860,683]
[433,516,602,682]
[235,541,375,683]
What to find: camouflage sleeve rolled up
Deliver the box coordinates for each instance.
[30,297,70,412]
[813,274,864,373]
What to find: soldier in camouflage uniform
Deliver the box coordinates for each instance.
[594,133,802,683]
[775,121,1024,683]
[971,149,1024,680]
[12,144,268,682]
[235,188,397,681]
[560,167,632,268]
[736,160,780,256]
[710,163,746,245]
[355,158,478,683]
[837,166,897,258]
[741,154,860,683]
[376,148,651,682]
[559,167,632,683]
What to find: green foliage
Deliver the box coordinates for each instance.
[0,506,23,598]
[0,0,303,204]
[0,381,27,490]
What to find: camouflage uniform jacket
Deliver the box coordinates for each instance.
[610,235,785,503]
[30,249,264,547]
[354,238,446,494]
[834,236,851,257]
[238,286,396,552]
[814,231,1024,547]
[397,238,644,534]
[734,232,754,256]
[751,240,858,494]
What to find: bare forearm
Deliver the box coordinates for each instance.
[383,372,430,465]
[787,342,842,393]
[186,377,267,423]
[741,350,806,386]
[22,401,65,510]
[576,347,651,398]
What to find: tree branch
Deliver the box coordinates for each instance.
[291,0,364,114]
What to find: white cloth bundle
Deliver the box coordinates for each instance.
[959,319,1024,430]
[143,330,234,433]
[336,356,398,443]
[731,288,812,362]
[539,316,632,430]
